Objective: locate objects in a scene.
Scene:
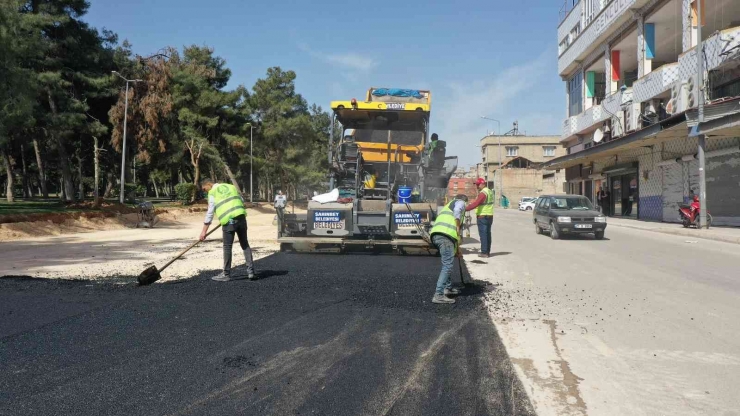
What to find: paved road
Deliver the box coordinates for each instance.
[464,209,740,416]
[0,254,533,416]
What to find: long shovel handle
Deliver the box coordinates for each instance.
[159,224,222,273]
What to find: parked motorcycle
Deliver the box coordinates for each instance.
[679,195,713,229]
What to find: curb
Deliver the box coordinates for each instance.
[607,222,740,245]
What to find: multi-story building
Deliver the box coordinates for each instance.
[479,129,567,205]
[447,177,479,200]
[548,0,740,225]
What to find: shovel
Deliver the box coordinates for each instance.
[137,224,222,286]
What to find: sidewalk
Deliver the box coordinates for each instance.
[498,208,740,245]
[605,216,740,245]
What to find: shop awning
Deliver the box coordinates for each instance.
[542,113,688,171]
[685,96,740,138]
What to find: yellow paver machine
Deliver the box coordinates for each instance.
[278,88,458,254]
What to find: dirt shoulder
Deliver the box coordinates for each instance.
[0,206,301,282]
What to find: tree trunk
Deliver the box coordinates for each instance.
[32,138,48,198]
[222,162,242,194]
[60,178,65,201]
[76,153,84,201]
[209,165,217,183]
[47,89,75,202]
[1,147,14,202]
[152,178,160,198]
[193,162,200,187]
[185,140,203,202]
[93,137,101,207]
[20,144,29,198]
[104,171,115,198]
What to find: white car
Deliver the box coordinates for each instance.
[518,197,537,211]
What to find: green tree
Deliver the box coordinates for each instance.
[249,67,316,198]
[171,45,233,197]
[0,0,37,201]
[22,0,119,202]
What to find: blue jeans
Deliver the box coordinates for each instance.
[433,234,456,295]
[477,216,492,255]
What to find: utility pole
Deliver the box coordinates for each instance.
[481,116,503,204]
[112,71,142,204]
[692,0,708,228]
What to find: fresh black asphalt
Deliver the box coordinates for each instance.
[0,253,534,416]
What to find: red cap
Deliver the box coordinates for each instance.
[475,178,486,185]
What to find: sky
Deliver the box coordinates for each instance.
[85,0,565,168]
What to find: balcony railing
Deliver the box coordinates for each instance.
[632,63,680,104]
[561,87,633,140]
[559,0,581,25]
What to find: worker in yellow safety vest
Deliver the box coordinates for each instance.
[429,194,468,304]
[465,178,494,258]
[199,179,256,281]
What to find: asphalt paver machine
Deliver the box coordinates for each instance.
[278,88,458,254]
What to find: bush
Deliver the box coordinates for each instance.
[123,183,146,202]
[174,183,197,204]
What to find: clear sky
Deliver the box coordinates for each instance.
[85,0,564,167]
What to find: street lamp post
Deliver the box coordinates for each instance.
[112,71,142,204]
[481,116,503,205]
[246,123,254,203]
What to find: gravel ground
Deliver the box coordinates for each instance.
[0,253,534,416]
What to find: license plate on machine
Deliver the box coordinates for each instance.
[575,224,592,229]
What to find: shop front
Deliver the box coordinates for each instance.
[603,163,639,218]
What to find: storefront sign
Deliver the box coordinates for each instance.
[595,0,635,37]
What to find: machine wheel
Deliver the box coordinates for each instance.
[535,223,542,235]
[682,218,690,228]
[549,222,560,240]
[526,206,533,211]
[595,230,605,240]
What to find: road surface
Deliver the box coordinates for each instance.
[0,254,534,416]
[464,209,740,416]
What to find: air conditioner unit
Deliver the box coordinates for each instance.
[612,111,625,137]
[625,103,640,133]
[666,83,679,114]
[686,75,697,109]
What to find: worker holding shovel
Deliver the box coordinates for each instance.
[199,179,256,282]
[429,194,468,304]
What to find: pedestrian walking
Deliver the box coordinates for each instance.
[465,178,494,257]
[198,179,255,282]
[274,190,287,215]
[430,194,468,304]
[597,186,610,216]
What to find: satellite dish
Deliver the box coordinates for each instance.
[593,128,604,143]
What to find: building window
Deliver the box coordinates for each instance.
[453,183,458,190]
[593,72,606,104]
[543,146,556,157]
[506,146,518,157]
[568,72,583,117]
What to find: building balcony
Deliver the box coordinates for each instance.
[561,87,632,142]
[631,63,679,105]
[559,0,674,77]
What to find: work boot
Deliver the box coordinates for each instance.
[243,248,256,280]
[432,294,455,304]
[444,287,461,296]
[212,272,231,282]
